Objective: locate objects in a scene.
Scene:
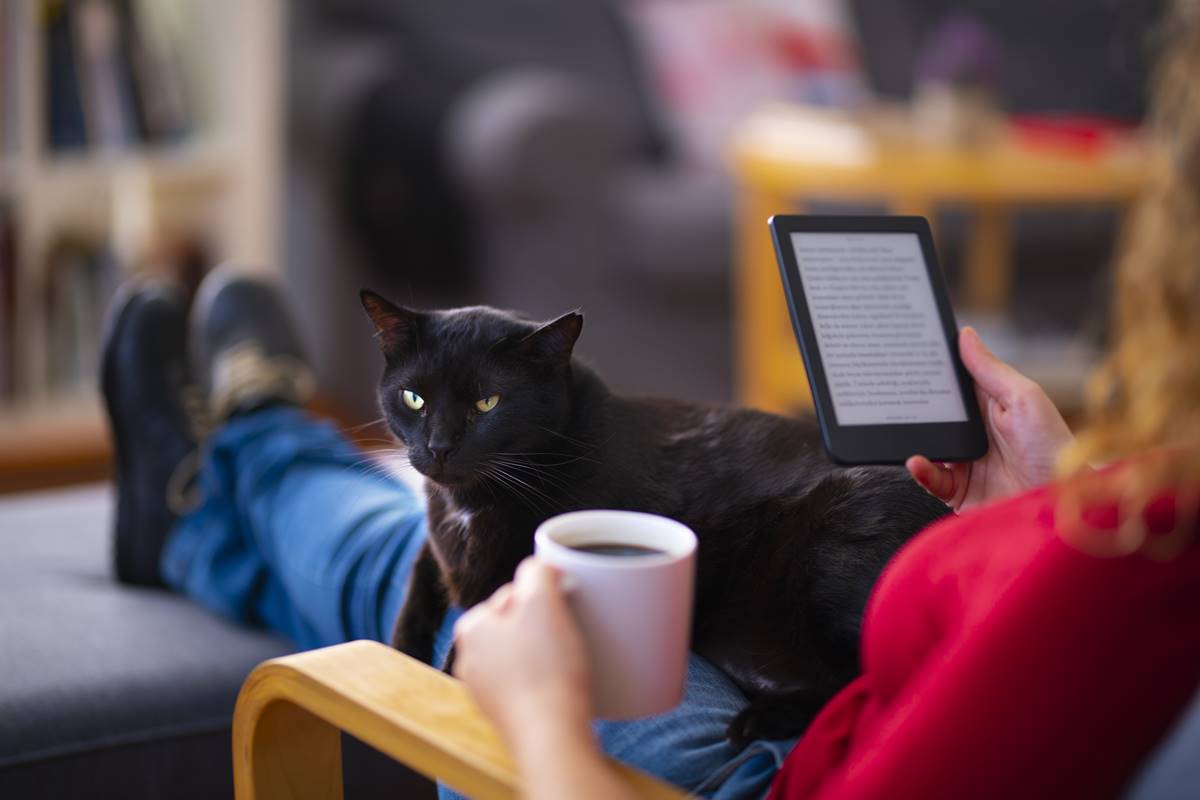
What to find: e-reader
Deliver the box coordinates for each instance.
[769,215,988,465]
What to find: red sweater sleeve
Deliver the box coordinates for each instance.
[770,508,1200,799]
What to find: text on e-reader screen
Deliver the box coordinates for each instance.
[790,231,968,426]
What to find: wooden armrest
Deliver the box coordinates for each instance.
[233,640,689,799]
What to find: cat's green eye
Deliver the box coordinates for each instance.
[475,394,500,413]
[401,389,425,411]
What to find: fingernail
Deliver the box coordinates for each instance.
[965,327,991,353]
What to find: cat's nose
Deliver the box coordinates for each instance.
[428,442,457,465]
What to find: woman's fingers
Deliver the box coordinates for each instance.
[906,455,958,503]
[457,562,564,647]
[457,561,562,644]
[454,583,514,645]
[515,557,563,597]
[488,583,516,613]
[958,327,1029,407]
[453,603,484,640]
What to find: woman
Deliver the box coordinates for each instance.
[451,4,1200,797]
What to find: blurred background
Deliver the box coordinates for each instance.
[0,0,1167,491]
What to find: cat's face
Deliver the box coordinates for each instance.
[361,290,582,487]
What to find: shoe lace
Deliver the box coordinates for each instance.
[209,341,316,423]
[166,449,202,516]
[165,385,213,517]
[180,384,215,441]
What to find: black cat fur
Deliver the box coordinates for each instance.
[360,290,950,745]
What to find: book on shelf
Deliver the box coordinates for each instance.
[1,0,19,156]
[125,0,190,143]
[43,234,118,395]
[45,0,89,151]
[35,228,210,399]
[0,202,14,400]
[73,0,140,149]
[44,0,192,153]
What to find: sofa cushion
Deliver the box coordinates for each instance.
[0,484,295,795]
[0,483,435,799]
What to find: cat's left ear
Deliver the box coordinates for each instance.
[360,289,421,357]
[517,310,583,367]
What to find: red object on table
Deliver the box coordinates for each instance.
[1011,114,1138,155]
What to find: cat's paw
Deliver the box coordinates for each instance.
[726,697,813,749]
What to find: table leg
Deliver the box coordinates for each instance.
[891,195,938,243]
[964,203,1013,311]
[733,189,809,414]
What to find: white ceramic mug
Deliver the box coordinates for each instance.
[534,510,697,720]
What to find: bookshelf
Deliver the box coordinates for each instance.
[0,0,283,491]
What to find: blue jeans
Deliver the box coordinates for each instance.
[162,408,794,798]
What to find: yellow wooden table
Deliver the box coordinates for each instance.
[729,104,1149,415]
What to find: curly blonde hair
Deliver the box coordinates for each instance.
[1057,0,1200,556]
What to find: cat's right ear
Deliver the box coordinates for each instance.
[360,289,419,357]
[517,310,583,367]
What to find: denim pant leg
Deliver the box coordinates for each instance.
[433,614,794,800]
[162,407,427,649]
[594,657,796,800]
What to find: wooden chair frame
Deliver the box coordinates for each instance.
[232,640,688,799]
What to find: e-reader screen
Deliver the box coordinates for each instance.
[788,231,968,427]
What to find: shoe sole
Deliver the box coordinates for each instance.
[100,277,183,586]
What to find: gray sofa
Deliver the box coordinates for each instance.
[0,485,432,799]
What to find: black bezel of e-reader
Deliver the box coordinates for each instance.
[768,215,988,466]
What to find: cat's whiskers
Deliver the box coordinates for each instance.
[354,443,411,459]
[487,451,574,481]
[475,465,524,507]
[491,468,561,510]
[527,426,617,466]
[338,416,387,436]
[353,437,406,448]
[345,460,402,482]
[487,454,573,483]
[486,456,586,505]
[477,471,501,504]
[479,460,566,512]
[344,446,415,483]
[531,425,600,451]
[491,450,602,467]
[476,464,545,516]
[355,445,410,460]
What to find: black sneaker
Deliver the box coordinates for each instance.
[101,278,202,586]
[190,265,315,421]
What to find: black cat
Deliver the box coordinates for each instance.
[360,291,949,745]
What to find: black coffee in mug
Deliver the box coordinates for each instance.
[569,542,666,557]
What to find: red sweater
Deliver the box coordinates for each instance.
[768,477,1200,799]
